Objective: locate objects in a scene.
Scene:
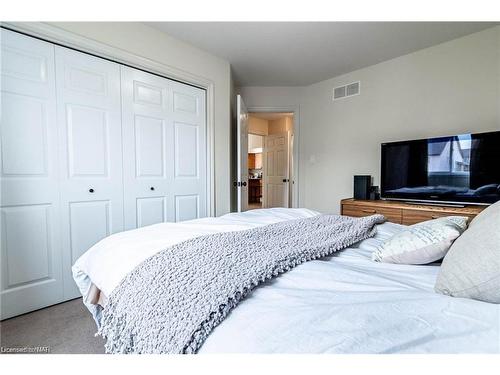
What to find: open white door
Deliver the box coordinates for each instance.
[263,132,291,208]
[236,95,249,212]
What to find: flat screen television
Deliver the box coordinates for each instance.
[381,131,500,205]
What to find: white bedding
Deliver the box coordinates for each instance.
[73,208,500,353]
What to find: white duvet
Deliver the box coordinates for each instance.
[73,208,500,353]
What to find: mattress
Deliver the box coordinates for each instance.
[73,208,500,353]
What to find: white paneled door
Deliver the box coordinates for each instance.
[55,47,124,299]
[263,132,291,208]
[121,67,206,228]
[0,30,63,319]
[236,95,249,212]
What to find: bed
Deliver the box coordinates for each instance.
[73,208,500,353]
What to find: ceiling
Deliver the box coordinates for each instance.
[147,22,498,86]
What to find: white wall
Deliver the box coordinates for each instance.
[300,26,500,213]
[48,22,233,216]
[268,116,293,135]
[239,26,500,214]
[238,86,304,109]
[248,116,269,135]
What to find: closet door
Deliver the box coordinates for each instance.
[170,79,207,222]
[0,30,63,319]
[55,47,124,299]
[121,66,206,229]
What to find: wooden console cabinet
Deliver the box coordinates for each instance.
[341,198,485,225]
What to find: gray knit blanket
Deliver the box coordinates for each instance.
[97,214,385,354]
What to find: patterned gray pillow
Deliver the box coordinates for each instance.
[372,216,468,264]
[435,201,500,303]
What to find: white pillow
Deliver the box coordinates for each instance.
[372,216,469,265]
[435,201,500,303]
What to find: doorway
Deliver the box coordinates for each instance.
[247,112,294,210]
[235,95,297,212]
[248,133,264,209]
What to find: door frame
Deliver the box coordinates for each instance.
[1,22,216,217]
[247,106,300,208]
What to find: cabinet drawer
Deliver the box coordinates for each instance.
[402,209,475,225]
[402,209,447,225]
[343,204,402,224]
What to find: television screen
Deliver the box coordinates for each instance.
[381,131,500,205]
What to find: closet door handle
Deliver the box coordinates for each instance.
[242,181,247,187]
[89,188,95,193]
[150,187,155,191]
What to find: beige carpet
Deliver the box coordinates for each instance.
[0,299,105,354]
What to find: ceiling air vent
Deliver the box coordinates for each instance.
[333,81,360,101]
